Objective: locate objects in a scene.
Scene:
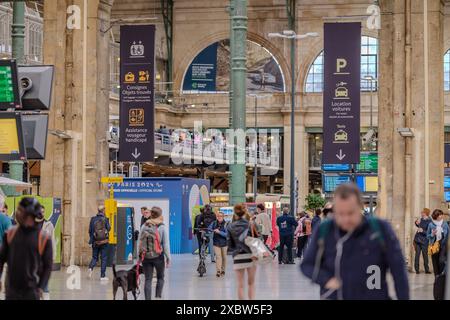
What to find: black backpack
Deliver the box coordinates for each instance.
[93,217,109,245]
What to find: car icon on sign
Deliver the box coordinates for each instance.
[334,130,348,142]
[335,86,349,98]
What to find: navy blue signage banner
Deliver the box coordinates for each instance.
[322,23,361,164]
[182,42,218,92]
[119,25,155,162]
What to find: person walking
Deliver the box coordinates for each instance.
[254,204,272,243]
[198,204,217,262]
[35,205,55,300]
[227,204,257,300]
[209,211,228,277]
[0,198,53,300]
[139,206,170,300]
[88,205,111,281]
[294,211,311,259]
[0,203,12,247]
[413,208,431,274]
[301,183,409,300]
[427,209,449,276]
[140,207,149,227]
[311,208,322,230]
[276,207,298,264]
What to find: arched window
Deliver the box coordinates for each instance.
[182,39,285,94]
[305,36,379,93]
[444,49,450,91]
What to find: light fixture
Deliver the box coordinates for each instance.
[397,128,414,137]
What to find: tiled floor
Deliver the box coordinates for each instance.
[40,254,435,300]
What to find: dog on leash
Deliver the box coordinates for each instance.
[112,264,144,300]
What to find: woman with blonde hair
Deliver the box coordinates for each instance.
[227,204,257,299]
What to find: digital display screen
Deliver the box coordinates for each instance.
[445,191,450,202]
[0,113,26,161]
[444,176,450,189]
[356,175,379,193]
[323,175,351,193]
[0,60,20,109]
[322,164,351,171]
[356,153,378,172]
[0,66,14,103]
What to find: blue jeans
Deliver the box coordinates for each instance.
[207,233,215,262]
[89,243,108,277]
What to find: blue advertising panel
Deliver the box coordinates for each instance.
[323,175,351,193]
[113,178,210,254]
[124,207,134,261]
[183,42,218,92]
[322,23,361,165]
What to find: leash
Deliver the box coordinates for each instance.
[135,251,145,296]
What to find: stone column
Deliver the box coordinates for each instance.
[41,0,111,266]
[379,0,444,267]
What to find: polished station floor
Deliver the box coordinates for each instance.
[40,254,435,300]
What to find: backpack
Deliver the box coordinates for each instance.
[140,224,163,259]
[93,217,109,245]
[312,217,386,282]
[6,226,49,256]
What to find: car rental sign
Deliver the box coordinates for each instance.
[322,22,361,165]
[119,25,155,162]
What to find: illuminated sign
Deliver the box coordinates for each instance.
[356,153,378,172]
[356,175,378,193]
[0,60,20,110]
[0,113,26,161]
[323,174,351,193]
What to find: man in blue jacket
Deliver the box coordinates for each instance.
[277,207,298,264]
[301,183,409,300]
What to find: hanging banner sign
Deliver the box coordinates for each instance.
[322,22,361,164]
[183,42,218,92]
[119,25,155,162]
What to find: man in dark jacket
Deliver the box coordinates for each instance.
[301,183,409,300]
[0,197,53,300]
[198,204,217,262]
[414,208,431,274]
[311,208,322,230]
[88,205,111,281]
[276,207,298,264]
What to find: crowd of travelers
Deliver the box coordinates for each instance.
[0,182,449,300]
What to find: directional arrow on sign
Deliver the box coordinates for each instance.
[336,149,346,161]
[131,148,141,159]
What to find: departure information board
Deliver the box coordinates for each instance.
[356,153,378,172]
[0,60,20,110]
[0,113,26,161]
[323,175,351,193]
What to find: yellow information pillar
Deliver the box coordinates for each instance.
[101,177,123,245]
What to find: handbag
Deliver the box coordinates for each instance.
[243,223,272,264]
[428,240,440,256]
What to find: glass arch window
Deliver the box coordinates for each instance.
[445,49,450,91]
[305,36,378,93]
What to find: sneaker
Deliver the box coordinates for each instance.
[42,292,50,300]
[216,272,221,277]
[425,271,432,274]
[88,268,93,279]
[100,277,109,282]
[221,271,225,276]
[278,261,283,265]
